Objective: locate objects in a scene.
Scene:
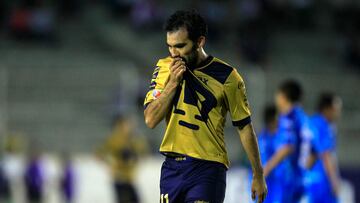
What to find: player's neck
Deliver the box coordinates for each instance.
[196,49,209,67]
[282,103,296,114]
[321,110,333,123]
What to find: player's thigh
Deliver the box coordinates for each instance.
[160,160,184,203]
[184,165,226,203]
[184,182,226,203]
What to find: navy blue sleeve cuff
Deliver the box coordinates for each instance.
[232,116,251,129]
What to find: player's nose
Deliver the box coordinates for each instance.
[169,48,180,58]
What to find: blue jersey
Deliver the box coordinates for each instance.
[275,106,314,202]
[305,114,338,203]
[258,128,276,165]
[311,114,336,177]
[309,114,337,183]
[277,106,313,177]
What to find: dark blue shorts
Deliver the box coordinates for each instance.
[307,182,338,203]
[160,154,227,203]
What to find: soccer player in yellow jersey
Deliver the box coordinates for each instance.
[144,10,267,203]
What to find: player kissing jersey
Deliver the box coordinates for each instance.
[144,56,251,167]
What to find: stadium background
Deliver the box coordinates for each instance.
[0,0,359,202]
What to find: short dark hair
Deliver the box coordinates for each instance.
[278,79,303,103]
[317,92,337,112]
[263,105,277,125]
[164,10,208,42]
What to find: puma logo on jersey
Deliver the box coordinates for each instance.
[198,77,209,85]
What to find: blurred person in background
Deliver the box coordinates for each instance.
[236,0,270,66]
[2,134,27,203]
[196,0,227,42]
[107,0,134,18]
[264,80,313,203]
[61,154,75,203]
[237,20,269,67]
[24,149,44,203]
[9,0,56,42]
[130,0,161,31]
[97,115,148,203]
[144,10,267,203]
[0,155,11,203]
[305,93,342,203]
[257,105,278,203]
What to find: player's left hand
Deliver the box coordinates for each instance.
[251,174,267,203]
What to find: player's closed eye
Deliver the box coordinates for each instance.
[167,43,187,49]
[174,44,186,48]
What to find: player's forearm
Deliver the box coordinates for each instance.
[144,82,178,129]
[322,152,340,194]
[263,145,293,177]
[238,124,264,177]
[305,153,317,169]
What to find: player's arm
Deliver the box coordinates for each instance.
[144,58,186,129]
[238,123,264,178]
[238,123,267,203]
[305,152,317,169]
[263,144,294,177]
[225,69,267,202]
[321,151,340,196]
[144,83,177,129]
[311,123,340,196]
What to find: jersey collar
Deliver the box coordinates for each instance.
[195,55,214,70]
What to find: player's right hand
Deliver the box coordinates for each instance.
[168,57,186,86]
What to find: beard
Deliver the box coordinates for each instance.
[181,45,198,70]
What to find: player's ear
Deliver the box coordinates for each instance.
[197,36,206,49]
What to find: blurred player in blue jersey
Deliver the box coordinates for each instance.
[306,93,342,203]
[257,105,279,203]
[263,80,313,203]
[144,10,267,203]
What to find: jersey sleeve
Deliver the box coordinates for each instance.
[312,121,333,154]
[143,58,171,109]
[224,69,251,128]
[258,131,269,164]
[276,117,296,149]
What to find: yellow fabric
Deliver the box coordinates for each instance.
[98,130,148,183]
[144,56,251,167]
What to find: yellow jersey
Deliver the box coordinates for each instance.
[144,56,251,167]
